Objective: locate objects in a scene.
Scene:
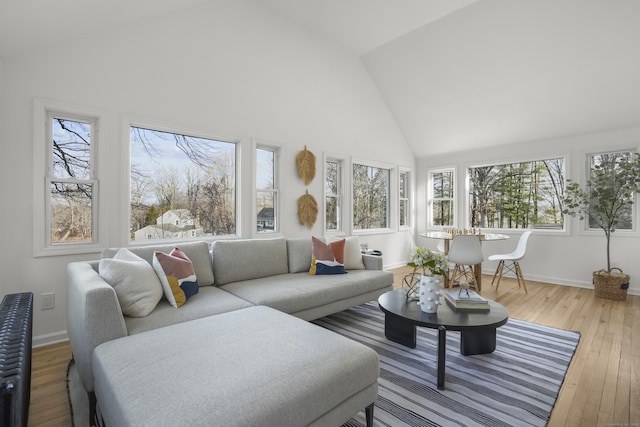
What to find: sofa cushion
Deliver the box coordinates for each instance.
[94,306,379,427]
[98,249,163,317]
[286,237,313,273]
[212,238,288,285]
[309,236,346,275]
[152,248,199,308]
[123,286,254,335]
[102,241,214,286]
[327,235,366,270]
[220,270,393,316]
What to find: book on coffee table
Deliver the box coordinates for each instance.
[444,290,490,311]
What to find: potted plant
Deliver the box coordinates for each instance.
[405,247,449,308]
[562,152,640,300]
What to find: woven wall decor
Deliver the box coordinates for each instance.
[295,145,316,185]
[297,190,318,229]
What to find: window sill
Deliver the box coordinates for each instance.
[34,242,103,258]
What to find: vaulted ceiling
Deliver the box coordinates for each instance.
[2,0,639,157]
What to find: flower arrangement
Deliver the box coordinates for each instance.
[407,247,448,278]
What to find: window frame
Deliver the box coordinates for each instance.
[126,118,242,245]
[324,155,345,234]
[464,155,568,233]
[399,168,411,230]
[427,167,456,229]
[255,143,280,235]
[351,158,394,234]
[581,149,638,234]
[33,98,107,257]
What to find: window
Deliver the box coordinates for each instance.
[49,116,97,245]
[468,158,565,229]
[429,169,454,227]
[130,126,236,241]
[256,147,278,233]
[588,151,634,230]
[325,159,342,231]
[399,170,410,228]
[352,162,390,230]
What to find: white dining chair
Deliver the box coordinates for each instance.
[488,230,532,293]
[447,235,484,292]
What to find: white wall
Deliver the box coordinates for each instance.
[416,126,640,295]
[0,0,414,346]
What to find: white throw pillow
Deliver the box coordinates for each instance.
[99,248,163,317]
[326,235,365,270]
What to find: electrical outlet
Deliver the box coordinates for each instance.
[41,292,55,310]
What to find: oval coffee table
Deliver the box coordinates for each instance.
[378,289,509,390]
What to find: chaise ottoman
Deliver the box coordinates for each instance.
[92,306,378,427]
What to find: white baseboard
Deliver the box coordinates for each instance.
[387,264,639,296]
[33,330,68,348]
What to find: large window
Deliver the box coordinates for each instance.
[325,159,342,231]
[399,170,410,228]
[429,169,454,227]
[256,147,278,233]
[468,158,565,229]
[49,116,97,245]
[588,151,634,230]
[130,126,236,241]
[352,162,390,230]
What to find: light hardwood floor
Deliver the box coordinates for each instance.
[29,267,639,426]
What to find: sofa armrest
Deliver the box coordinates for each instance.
[362,254,383,270]
[67,261,128,394]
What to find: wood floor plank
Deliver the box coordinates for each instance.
[26,267,638,426]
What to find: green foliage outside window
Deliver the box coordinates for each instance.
[468,158,565,229]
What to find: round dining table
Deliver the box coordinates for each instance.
[419,231,509,289]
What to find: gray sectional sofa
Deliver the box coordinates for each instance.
[67,236,393,426]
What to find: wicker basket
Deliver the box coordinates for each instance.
[592,268,629,301]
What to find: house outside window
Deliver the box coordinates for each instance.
[468,158,565,229]
[588,150,635,230]
[130,126,237,241]
[428,169,454,227]
[352,162,390,230]
[256,147,278,233]
[325,159,342,232]
[399,170,410,228]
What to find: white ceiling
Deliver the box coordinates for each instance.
[254,0,477,56]
[2,0,639,158]
[0,0,211,58]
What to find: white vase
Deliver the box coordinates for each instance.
[417,274,443,313]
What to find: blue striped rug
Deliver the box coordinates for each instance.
[315,302,580,427]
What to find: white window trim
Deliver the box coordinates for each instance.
[350,157,395,235]
[323,153,346,234]
[33,98,108,257]
[427,166,456,230]
[254,140,282,238]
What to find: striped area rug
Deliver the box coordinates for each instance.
[315,302,580,427]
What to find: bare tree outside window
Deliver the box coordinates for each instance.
[468,158,565,229]
[50,118,94,243]
[353,163,389,230]
[130,126,236,241]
